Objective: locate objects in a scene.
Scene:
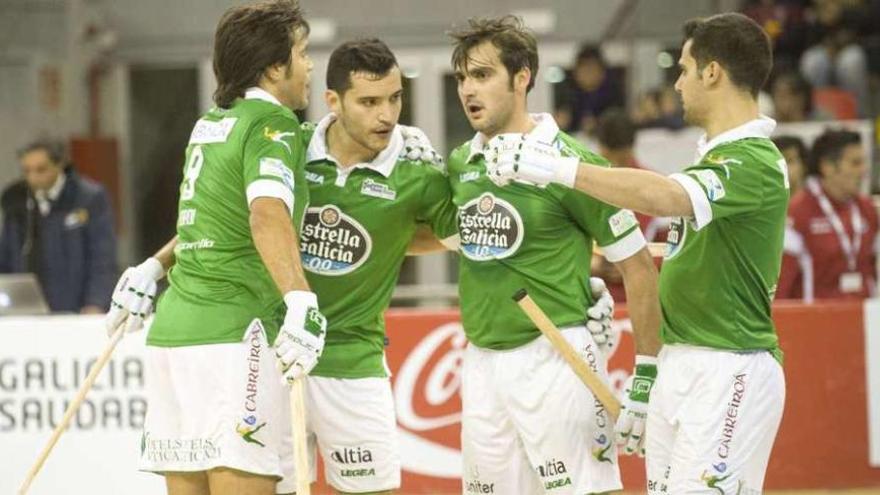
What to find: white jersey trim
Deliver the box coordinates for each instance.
[783,223,805,255]
[600,228,647,263]
[670,173,713,231]
[246,179,294,216]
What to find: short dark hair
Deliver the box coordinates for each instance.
[449,15,539,92]
[575,44,605,67]
[18,138,66,166]
[682,13,772,97]
[772,71,813,113]
[213,0,310,108]
[808,129,861,177]
[772,135,808,161]
[326,38,399,95]
[595,109,635,150]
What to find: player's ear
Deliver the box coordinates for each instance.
[325,89,341,114]
[702,61,722,88]
[513,67,531,94]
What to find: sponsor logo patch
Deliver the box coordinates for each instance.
[178,208,196,227]
[691,169,726,202]
[460,171,480,183]
[300,205,372,275]
[458,193,524,261]
[189,117,237,144]
[608,209,638,237]
[259,157,295,190]
[305,171,324,184]
[360,178,396,200]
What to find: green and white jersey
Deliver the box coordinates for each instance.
[148,88,309,347]
[448,114,646,350]
[661,117,787,361]
[299,114,459,378]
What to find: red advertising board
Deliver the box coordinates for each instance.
[310,302,880,493]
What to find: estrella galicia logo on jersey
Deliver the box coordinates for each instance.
[664,217,688,260]
[300,205,372,275]
[458,193,524,261]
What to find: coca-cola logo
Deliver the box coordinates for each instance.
[394,322,466,478]
[389,317,635,480]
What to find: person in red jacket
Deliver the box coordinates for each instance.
[777,129,877,301]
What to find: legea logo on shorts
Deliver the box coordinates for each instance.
[458,193,524,261]
[300,205,372,275]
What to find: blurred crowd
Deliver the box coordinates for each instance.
[557,0,880,304]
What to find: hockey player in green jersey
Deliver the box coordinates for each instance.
[103,2,325,494]
[446,16,662,494]
[486,13,787,494]
[292,38,459,494]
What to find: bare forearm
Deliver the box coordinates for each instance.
[152,236,178,271]
[574,164,693,218]
[407,224,450,255]
[250,198,310,295]
[615,248,662,356]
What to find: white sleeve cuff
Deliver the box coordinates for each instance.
[600,228,647,263]
[440,234,461,251]
[246,179,294,216]
[783,224,805,255]
[670,173,713,231]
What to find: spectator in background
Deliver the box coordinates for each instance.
[741,0,810,73]
[554,44,625,135]
[0,138,117,312]
[770,71,833,121]
[631,86,685,130]
[800,0,870,115]
[773,134,809,195]
[592,109,668,301]
[777,129,877,301]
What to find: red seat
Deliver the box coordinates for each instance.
[813,87,858,120]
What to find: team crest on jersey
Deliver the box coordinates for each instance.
[458,193,524,261]
[664,217,688,260]
[300,205,372,275]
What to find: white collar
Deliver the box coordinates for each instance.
[36,170,66,202]
[695,116,776,162]
[466,112,560,163]
[306,113,402,177]
[244,87,284,107]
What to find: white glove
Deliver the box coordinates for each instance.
[105,257,164,337]
[398,125,444,169]
[274,290,327,383]
[586,277,614,356]
[485,133,579,188]
[615,355,657,457]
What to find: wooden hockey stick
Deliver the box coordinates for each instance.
[289,379,311,495]
[513,289,621,421]
[18,324,127,494]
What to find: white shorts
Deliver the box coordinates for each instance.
[300,376,401,493]
[646,345,785,494]
[461,327,622,495]
[139,319,304,494]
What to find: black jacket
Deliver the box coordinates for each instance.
[0,169,117,312]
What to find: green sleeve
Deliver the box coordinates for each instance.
[417,167,459,241]
[241,114,302,213]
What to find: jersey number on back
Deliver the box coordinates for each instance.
[181,145,205,201]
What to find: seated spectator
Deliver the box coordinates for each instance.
[554,44,625,135]
[799,0,870,115]
[772,134,809,195]
[770,71,833,121]
[631,86,685,130]
[591,109,668,301]
[0,138,117,312]
[777,129,877,301]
